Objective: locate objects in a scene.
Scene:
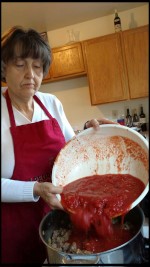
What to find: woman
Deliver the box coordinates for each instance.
[1,26,116,264]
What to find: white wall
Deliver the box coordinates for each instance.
[40,4,149,130]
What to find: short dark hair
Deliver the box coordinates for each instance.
[1,26,51,82]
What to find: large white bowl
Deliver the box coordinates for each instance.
[52,124,149,211]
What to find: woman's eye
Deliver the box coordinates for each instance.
[16,64,24,68]
[15,61,24,67]
[34,65,41,68]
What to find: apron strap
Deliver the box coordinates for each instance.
[5,89,16,127]
[5,89,53,127]
[33,94,53,119]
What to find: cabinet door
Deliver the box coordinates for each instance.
[82,33,129,105]
[122,25,148,99]
[50,42,85,78]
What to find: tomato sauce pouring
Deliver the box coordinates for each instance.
[61,173,145,252]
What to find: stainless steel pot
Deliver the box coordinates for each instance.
[39,206,145,265]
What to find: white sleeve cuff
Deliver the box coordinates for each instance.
[1,179,40,202]
[23,181,40,202]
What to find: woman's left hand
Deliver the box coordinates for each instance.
[34,182,64,210]
[85,118,118,130]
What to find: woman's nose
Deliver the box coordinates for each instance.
[25,65,34,78]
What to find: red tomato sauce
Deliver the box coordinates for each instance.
[67,222,138,253]
[61,174,145,253]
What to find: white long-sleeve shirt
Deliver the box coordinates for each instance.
[1,88,75,203]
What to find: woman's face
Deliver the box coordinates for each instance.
[5,57,44,99]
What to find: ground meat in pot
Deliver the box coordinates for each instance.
[47,219,134,254]
[48,226,92,254]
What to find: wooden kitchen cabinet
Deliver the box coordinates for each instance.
[122,25,148,99]
[82,25,148,105]
[42,42,86,83]
[1,81,7,87]
[82,33,129,105]
[1,42,86,85]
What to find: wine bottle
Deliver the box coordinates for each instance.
[125,108,132,127]
[114,9,122,32]
[132,109,139,127]
[139,106,147,131]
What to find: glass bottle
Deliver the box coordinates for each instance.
[125,108,132,127]
[139,106,147,131]
[114,9,122,32]
[132,109,139,127]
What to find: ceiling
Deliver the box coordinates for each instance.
[2,2,147,34]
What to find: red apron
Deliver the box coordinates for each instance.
[1,90,66,264]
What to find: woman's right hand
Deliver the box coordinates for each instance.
[33,182,64,210]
